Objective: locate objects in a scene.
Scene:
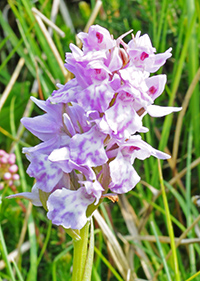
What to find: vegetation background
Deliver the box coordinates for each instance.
[0,0,200,280]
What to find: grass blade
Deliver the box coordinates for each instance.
[150,221,172,281]
[0,225,16,281]
[158,159,180,281]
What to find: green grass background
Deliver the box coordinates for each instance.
[0,0,200,280]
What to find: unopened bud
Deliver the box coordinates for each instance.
[9,164,18,173]
[3,172,12,180]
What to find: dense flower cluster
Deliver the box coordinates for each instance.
[0,150,20,191]
[9,25,181,230]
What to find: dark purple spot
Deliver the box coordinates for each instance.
[95,69,101,74]
[148,86,157,96]
[140,52,149,61]
[96,32,103,43]
[129,146,140,152]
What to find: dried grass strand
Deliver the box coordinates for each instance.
[32,7,65,37]
[119,194,154,280]
[123,235,200,245]
[0,57,25,111]
[172,67,200,167]
[94,209,133,281]
[0,241,30,270]
[32,9,68,79]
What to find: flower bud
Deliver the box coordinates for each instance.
[0,150,6,157]
[9,164,18,173]
[12,174,20,181]
[0,156,8,164]
[8,154,16,165]
[3,172,12,180]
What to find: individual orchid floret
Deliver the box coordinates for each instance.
[97,97,143,141]
[107,135,170,194]
[78,24,116,53]
[127,31,172,72]
[65,44,110,88]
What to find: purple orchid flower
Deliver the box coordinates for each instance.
[8,25,181,230]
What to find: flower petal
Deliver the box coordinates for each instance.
[78,24,116,53]
[25,150,63,193]
[70,127,108,167]
[47,187,95,229]
[147,105,182,117]
[7,183,42,206]
[109,151,140,193]
[99,100,142,140]
[77,83,114,112]
[79,180,104,205]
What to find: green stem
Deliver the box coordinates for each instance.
[72,221,90,281]
[82,219,94,281]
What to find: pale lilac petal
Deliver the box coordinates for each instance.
[145,75,167,101]
[131,32,155,51]
[21,115,60,141]
[21,98,63,142]
[147,105,182,117]
[127,32,172,72]
[22,136,64,156]
[30,97,64,119]
[65,47,107,88]
[107,47,123,72]
[63,113,76,136]
[78,24,116,53]
[65,102,91,134]
[48,78,81,104]
[79,180,104,205]
[47,187,95,229]
[122,136,171,161]
[48,147,96,180]
[29,96,49,112]
[109,151,140,193]
[78,83,114,112]
[7,183,42,206]
[100,100,142,139]
[146,48,172,72]
[70,126,107,167]
[138,126,149,133]
[109,73,122,91]
[48,147,73,173]
[25,152,63,193]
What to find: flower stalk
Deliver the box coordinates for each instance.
[72,220,90,281]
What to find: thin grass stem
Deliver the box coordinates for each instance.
[150,221,172,281]
[158,159,181,281]
[0,225,16,281]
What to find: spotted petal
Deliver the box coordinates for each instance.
[24,150,63,193]
[70,126,108,167]
[47,187,95,229]
[109,151,140,193]
[99,100,142,140]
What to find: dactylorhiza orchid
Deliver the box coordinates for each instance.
[9,25,181,231]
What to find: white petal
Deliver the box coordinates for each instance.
[147,105,182,117]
